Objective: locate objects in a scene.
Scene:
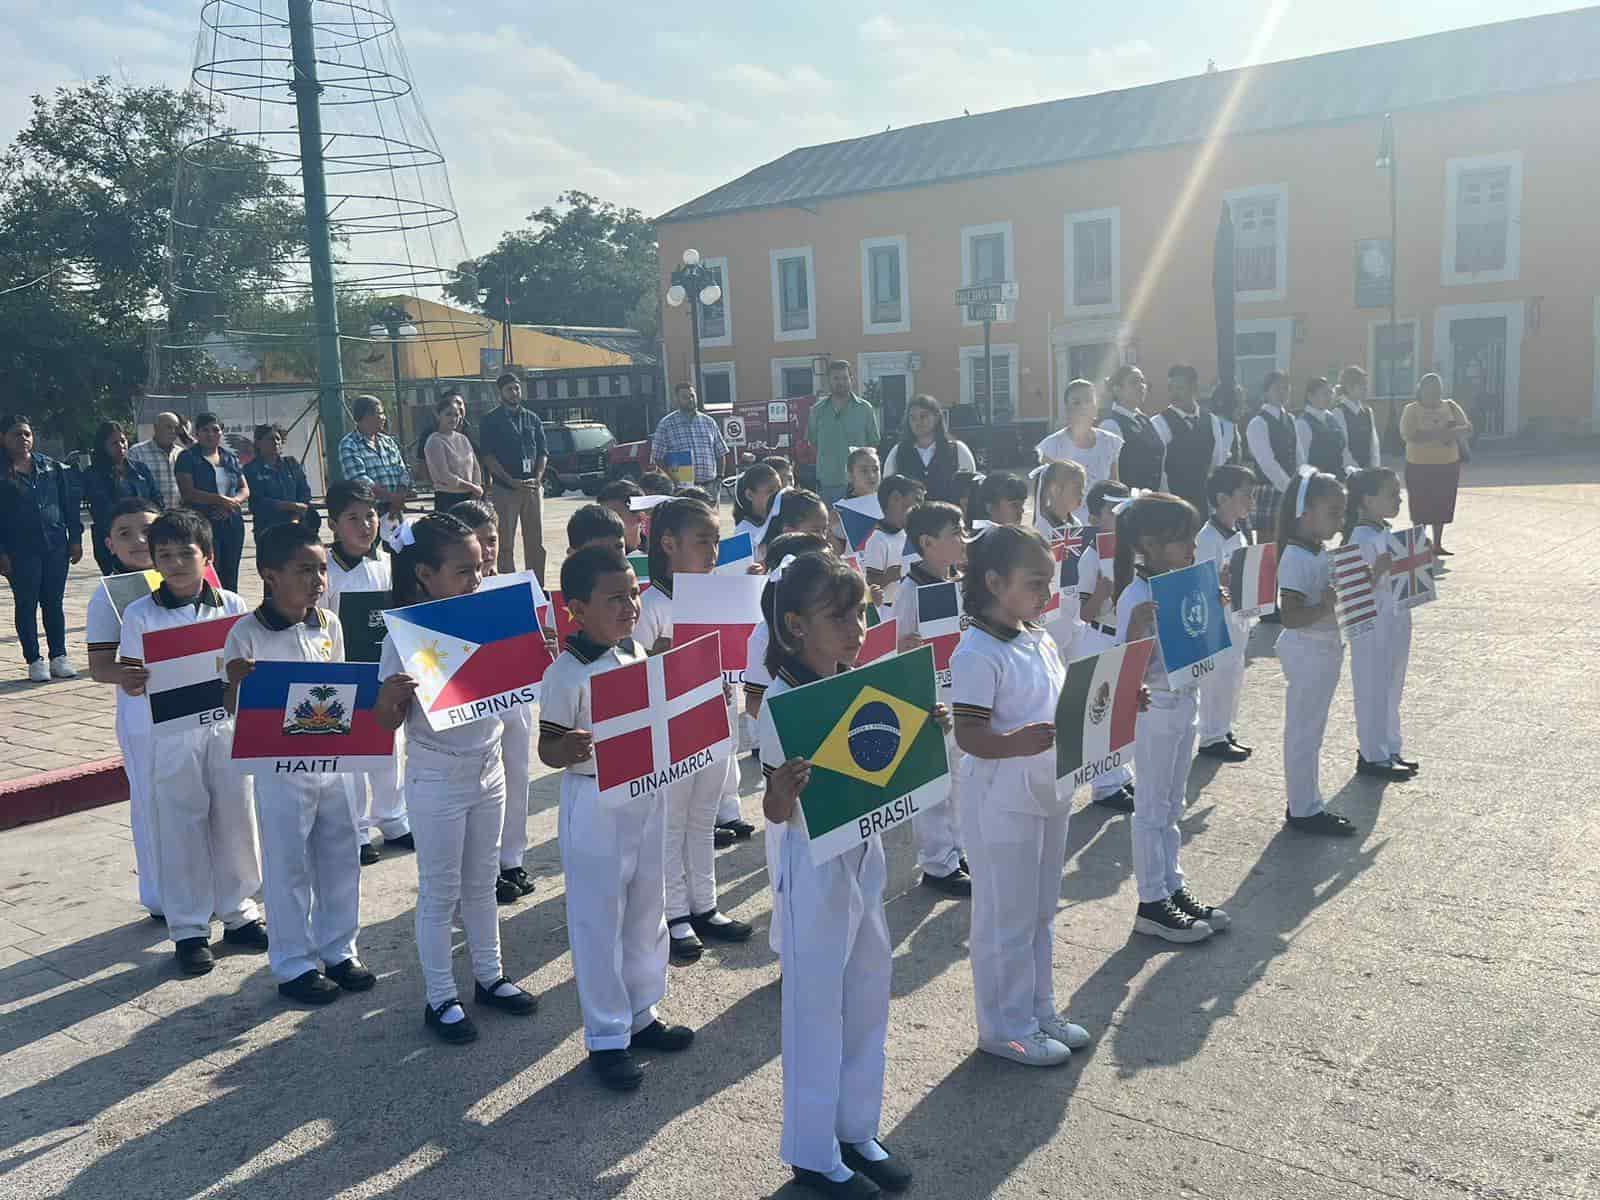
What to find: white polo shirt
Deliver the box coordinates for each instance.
[861,525,909,605]
[538,633,649,780]
[223,605,343,672]
[87,583,150,738]
[326,546,392,603]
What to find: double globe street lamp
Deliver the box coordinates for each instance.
[665,247,723,405]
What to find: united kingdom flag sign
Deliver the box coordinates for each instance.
[1389,525,1437,610]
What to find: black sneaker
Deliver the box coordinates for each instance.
[473,976,537,1015]
[496,872,524,905]
[278,969,341,1005]
[590,1048,644,1091]
[841,1142,912,1194]
[688,909,753,943]
[1169,886,1231,931]
[1133,898,1213,943]
[713,825,736,848]
[424,999,477,1044]
[359,842,380,866]
[175,937,214,975]
[719,818,756,839]
[630,1019,694,1052]
[792,1167,880,1198]
[223,920,269,952]
[920,869,973,897]
[1197,740,1251,762]
[506,865,536,895]
[1286,807,1358,836]
[385,832,416,852]
[1092,785,1135,813]
[1356,756,1411,780]
[326,957,377,992]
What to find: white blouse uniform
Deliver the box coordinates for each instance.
[885,564,964,880]
[1035,427,1124,524]
[1115,574,1200,906]
[742,620,787,953]
[540,634,669,1050]
[1072,536,1131,800]
[757,663,892,1177]
[223,607,361,984]
[87,584,161,916]
[1275,541,1344,819]
[1346,522,1411,764]
[1194,520,1251,748]
[949,617,1073,1049]
[1034,517,1085,663]
[861,525,909,607]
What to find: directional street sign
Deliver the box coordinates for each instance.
[955,282,1019,306]
[965,302,1012,323]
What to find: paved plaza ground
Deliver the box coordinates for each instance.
[1,455,1597,1199]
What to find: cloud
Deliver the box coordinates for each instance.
[712,62,833,99]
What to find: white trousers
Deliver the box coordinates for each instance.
[1278,633,1344,819]
[255,773,361,982]
[779,832,891,1174]
[559,774,669,1050]
[406,743,506,1007]
[663,757,723,920]
[119,713,160,915]
[359,725,409,841]
[500,704,534,870]
[962,801,1071,1045]
[151,721,261,943]
[1078,625,1134,798]
[765,819,786,953]
[1385,607,1412,757]
[1348,611,1391,763]
[912,734,963,875]
[1132,689,1198,903]
[1198,613,1250,745]
[717,694,743,824]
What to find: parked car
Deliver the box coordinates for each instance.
[543,420,616,497]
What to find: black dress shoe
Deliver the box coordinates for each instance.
[689,910,753,943]
[223,920,269,951]
[175,936,214,975]
[630,1019,694,1052]
[1285,808,1358,837]
[359,842,379,866]
[590,1048,643,1091]
[424,999,478,1044]
[473,976,537,1015]
[669,924,704,963]
[920,869,973,897]
[385,832,416,852]
[1356,756,1412,781]
[496,873,524,905]
[1092,785,1135,813]
[1227,733,1254,754]
[278,969,340,1005]
[1197,740,1251,762]
[1393,754,1420,771]
[326,957,376,992]
[505,865,536,895]
[719,818,756,839]
[841,1143,912,1194]
[792,1167,880,1198]
[713,825,736,848]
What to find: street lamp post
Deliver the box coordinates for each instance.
[1376,113,1402,450]
[664,248,723,401]
[369,302,418,429]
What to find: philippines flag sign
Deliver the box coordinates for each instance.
[1055,638,1154,789]
[591,632,731,806]
[673,572,766,675]
[916,580,963,686]
[1329,544,1379,640]
[103,564,221,623]
[231,661,392,774]
[834,495,883,552]
[1227,542,1278,618]
[142,613,245,735]
[382,584,553,731]
[1149,559,1232,690]
[1389,526,1436,610]
[714,531,755,573]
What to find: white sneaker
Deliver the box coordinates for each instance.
[49,655,77,679]
[978,1031,1072,1067]
[26,659,49,682]
[1038,1014,1092,1050]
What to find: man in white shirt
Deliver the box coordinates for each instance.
[128,411,184,508]
[1244,372,1297,539]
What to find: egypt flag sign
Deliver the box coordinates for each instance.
[1389,526,1436,610]
[1055,638,1154,789]
[1149,559,1232,690]
[1227,542,1278,618]
[916,580,963,687]
[382,584,553,731]
[766,645,949,865]
[231,661,392,774]
[834,495,882,552]
[103,564,222,623]
[1329,544,1379,640]
[673,572,766,676]
[590,632,731,807]
[142,613,245,735]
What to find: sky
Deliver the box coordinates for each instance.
[0,0,1579,262]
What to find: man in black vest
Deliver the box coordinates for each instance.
[1245,371,1297,539]
[1153,364,1230,515]
[1335,365,1381,469]
[1098,366,1165,490]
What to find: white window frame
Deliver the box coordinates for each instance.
[1224,184,1289,304]
[699,360,736,408]
[860,235,910,335]
[770,355,818,402]
[697,255,731,348]
[1063,207,1120,316]
[1365,318,1421,401]
[1233,316,1294,401]
[960,221,1015,327]
[770,246,816,342]
[1433,300,1524,436]
[856,350,917,403]
[959,342,1020,410]
[1442,151,1522,287]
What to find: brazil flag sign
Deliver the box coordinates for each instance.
[765,645,950,865]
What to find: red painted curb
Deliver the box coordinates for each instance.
[0,757,128,831]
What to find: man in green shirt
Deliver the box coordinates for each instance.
[806,360,880,505]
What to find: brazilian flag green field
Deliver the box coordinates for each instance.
[766,645,950,864]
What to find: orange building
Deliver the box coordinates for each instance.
[657,9,1600,441]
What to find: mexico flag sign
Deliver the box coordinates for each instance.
[590,632,731,806]
[766,645,949,865]
[1055,638,1154,789]
[231,661,392,774]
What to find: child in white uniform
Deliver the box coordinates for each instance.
[732,461,782,546]
[117,509,264,976]
[758,552,918,1197]
[224,522,374,1004]
[861,474,924,606]
[1029,462,1088,662]
[1076,479,1135,810]
[1275,468,1359,836]
[950,525,1090,1068]
[828,448,882,552]
[1194,464,1258,762]
[85,497,163,917]
[1113,494,1230,943]
[376,513,538,1043]
[540,545,695,1091]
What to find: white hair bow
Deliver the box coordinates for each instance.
[1293,463,1318,517]
[383,519,416,552]
[1111,487,1147,516]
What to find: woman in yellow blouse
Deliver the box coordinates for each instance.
[1398,372,1473,555]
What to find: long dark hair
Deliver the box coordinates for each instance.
[962,524,1052,619]
[732,462,780,526]
[646,496,717,587]
[91,420,127,471]
[1341,467,1399,540]
[898,394,950,452]
[1275,470,1345,555]
[764,551,866,673]
[759,488,826,558]
[391,513,476,605]
[1113,492,1200,600]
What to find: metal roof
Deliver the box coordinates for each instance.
[519,326,658,366]
[659,8,1600,224]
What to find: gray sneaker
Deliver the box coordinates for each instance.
[978,1030,1072,1067]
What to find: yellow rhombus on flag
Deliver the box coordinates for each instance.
[809,685,930,789]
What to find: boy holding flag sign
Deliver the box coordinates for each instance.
[1195,465,1260,762]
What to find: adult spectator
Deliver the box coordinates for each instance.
[883,394,975,504]
[478,372,547,579]
[0,413,82,681]
[243,423,316,535]
[176,412,249,591]
[807,360,880,505]
[81,420,160,574]
[1037,379,1122,514]
[652,381,730,500]
[338,394,413,519]
[424,389,483,512]
[1334,365,1381,469]
[1211,382,1248,462]
[1245,371,1297,539]
[1400,372,1472,557]
[1152,364,1233,516]
[1099,365,1165,490]
[1295,377,1355,476]
[128,410,184,508]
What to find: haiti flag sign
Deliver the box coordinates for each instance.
[1148,559,1232,690]
[1056,638,1153,789]
[381,584,552,731]
[766,645,949,865]
[231,661,392,774]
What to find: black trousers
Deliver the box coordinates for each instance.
[212,514,246,592]
[8,544,68,663]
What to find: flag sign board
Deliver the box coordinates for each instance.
[673,571,766,677]
[1329,544,1379,640]
[590,632,731,807]
[102,564,223,623]
[231,661,393,774]
[337,590,390,664]
[855,618,899,667]
[766,645,949,865]
[834,495,882,552]
[1389,526,1436,610]
[662,449,694,486]
[142,613,245,735]
[382,584,553,731]
[1149,559,1232,690]
[714,531,755,574]
[627,553,651,587]
[1055,638,1154,789]
[915,580,963,687]
[1227,542,1278,618]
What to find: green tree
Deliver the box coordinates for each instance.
[448,191,658,336]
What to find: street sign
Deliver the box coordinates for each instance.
[955,282,1018,306]
[768,401,789,423]
[965,302,1012,323]
[722,416,745,445]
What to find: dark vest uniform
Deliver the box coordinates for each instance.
[1302,408,1348,475]
[1251,406,1297,491]
[891,438,964,504]
[1341,401,1377,468]
[1104,407,1165,490]
[1158,406,1216,513]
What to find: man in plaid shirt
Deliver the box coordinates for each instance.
[337,395,412,515]
[651,383,729,498]
[128,411,185,508]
